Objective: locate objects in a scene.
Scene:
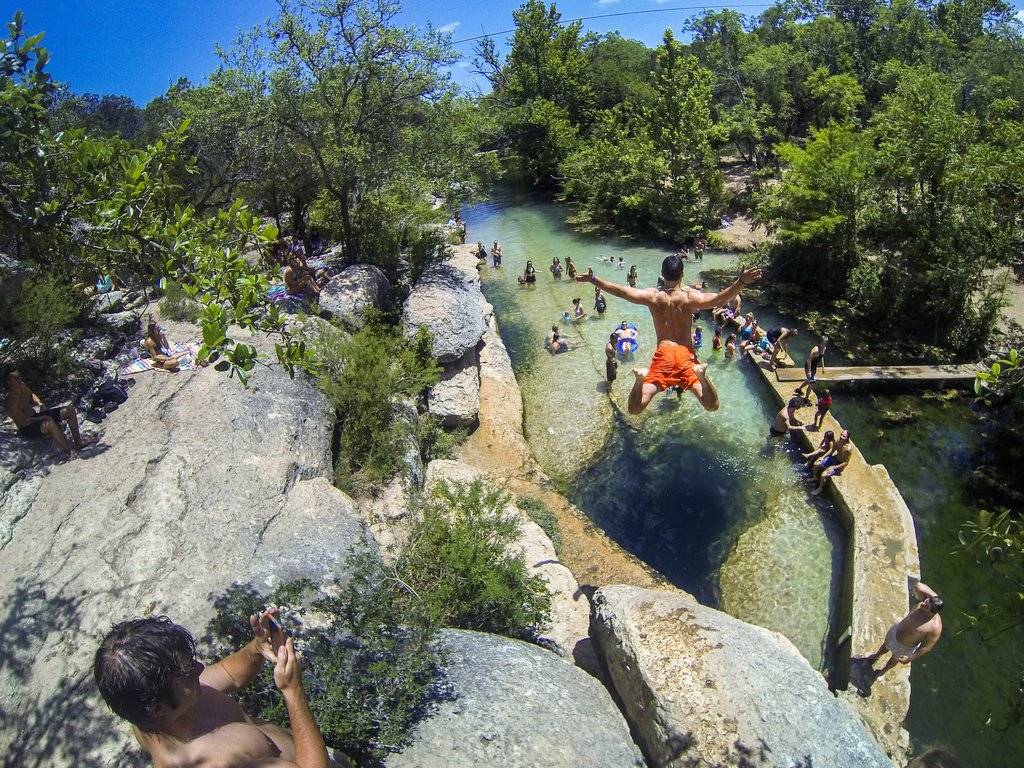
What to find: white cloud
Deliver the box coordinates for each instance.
[456,60,471,69]
[1016,9,1024,22]
[596,0,621,6]
[438,21,460,34]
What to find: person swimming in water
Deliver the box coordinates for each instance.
[577,256,761,415]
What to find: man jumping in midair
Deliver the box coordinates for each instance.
[577,255,761,415]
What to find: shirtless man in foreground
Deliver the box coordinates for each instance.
[94,611,345,768]
[5,370,86,456]
[866,581,944,674]
[578,255,761,415]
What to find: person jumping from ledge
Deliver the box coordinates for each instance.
[577,255,761,415]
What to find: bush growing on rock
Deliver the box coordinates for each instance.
[0,272,88,381]
[203,554,447,765]
[157,280,202,322]
[517,495,563,555]
[314,316,441,489]
[395,480,552,639]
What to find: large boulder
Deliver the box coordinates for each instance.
[384,629,645,768]
[0,322,369,768]
[427,347,480,429]
[424,460,590,660]
[319,263,391,328]
[591,585,892,768]
[403,261,486,363]
[92,290,124,314]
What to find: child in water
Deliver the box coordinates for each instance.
[724,333,737,360]
[712,328,723,351]
[693,326,703,349]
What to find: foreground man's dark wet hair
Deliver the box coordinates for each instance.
[661,254,684,282]
[94,616,198,727]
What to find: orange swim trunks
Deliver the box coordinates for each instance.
[643,343,700,392]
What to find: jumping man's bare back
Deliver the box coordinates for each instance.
[577,263,761,414]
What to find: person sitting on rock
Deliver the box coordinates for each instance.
[4,370,88,457]
[284,254,322,299]
[94,610,347,768]
[144,321,188,372]
[811,428,851,495]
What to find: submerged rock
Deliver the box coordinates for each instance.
[403,261,486,363]
[591,585,892,768]
[319,263,391,329]
[384,629,645,768]
[0,326,369,767]
[427,347,480,428]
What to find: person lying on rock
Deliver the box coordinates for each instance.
[577,256,761,416]
[284,254,322,299]
[865,581,944,674]
[144,321,188,372]
[94,610,348,768]
[4,370,88,457]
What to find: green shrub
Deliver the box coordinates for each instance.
[314,316,441,489]
[516,495,562,555]
[202,552,446,766]
[0,271,87,382]
[415,413,467,465]
[395,479,551,638]
[158,280,202,322]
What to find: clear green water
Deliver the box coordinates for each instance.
[832,393,1024,767]
[466,195,845,671]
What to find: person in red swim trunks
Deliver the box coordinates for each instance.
[577,255,761,415]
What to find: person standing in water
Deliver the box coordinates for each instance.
[594,287,607,315]
[865,582,944,675]
[577,256,761,415]
[627,265,638,287]
[491,240,503,266]
[724,333,737,360]
[605,333,619,383]
[566,256,577,279]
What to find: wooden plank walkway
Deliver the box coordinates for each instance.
[776,363,981,384]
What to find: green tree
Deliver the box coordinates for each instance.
[756,121,875,294]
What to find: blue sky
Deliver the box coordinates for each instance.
[10,1,1024,104]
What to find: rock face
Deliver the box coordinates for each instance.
[403,260,486,363]
[92,290,124,314]
[423,460,590,660]
[427,347,480,428]
[384,629,645,768]
[0,322,368,768]
[591,585,892,768]
[319,263,391,328]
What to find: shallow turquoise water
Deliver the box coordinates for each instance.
[466,196,844,672]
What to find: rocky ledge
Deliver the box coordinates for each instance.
[591,585,892,768]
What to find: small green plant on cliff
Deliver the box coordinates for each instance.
[516,495,562,556]
[394,479,551,638]
[202,553,447,765]
[415,413,466,465]
[157,280,202,323]
[314,316,441,489]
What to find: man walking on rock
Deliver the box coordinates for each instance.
[866,581,944,674]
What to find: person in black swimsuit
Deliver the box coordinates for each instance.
[795,336,828,396]
[5,370,87,456]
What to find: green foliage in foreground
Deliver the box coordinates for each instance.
[396,480,552,638]
[202,479,551,761]
[314,317,441,488]
[976,348,1024,405]
[516,495,563,555]
[202,556,443,765]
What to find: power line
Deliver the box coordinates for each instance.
[450,3,775,45]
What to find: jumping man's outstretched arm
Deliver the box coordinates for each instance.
[576,269,654,305]
[690,268,762,310]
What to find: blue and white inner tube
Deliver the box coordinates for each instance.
[615,322,640,355]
